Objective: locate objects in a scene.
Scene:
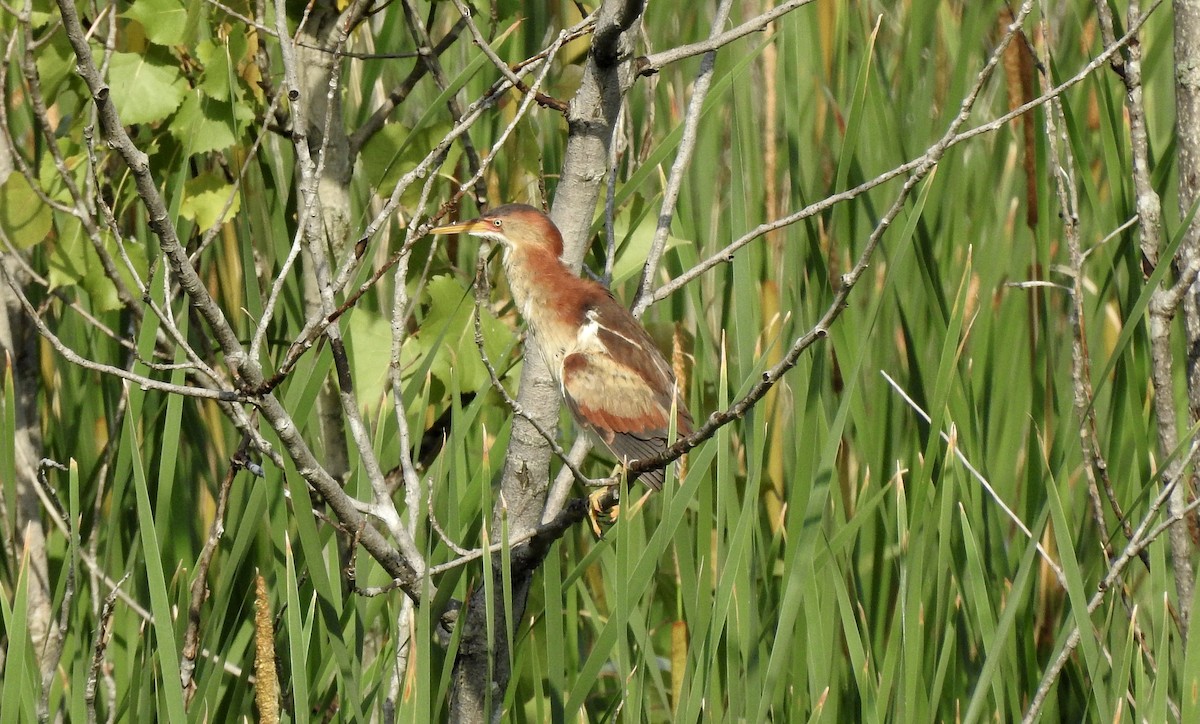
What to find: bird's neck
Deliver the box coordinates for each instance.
[503,246,595,378]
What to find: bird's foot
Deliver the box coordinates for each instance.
[587,485,620,536]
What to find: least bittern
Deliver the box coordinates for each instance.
[429,204,693,518]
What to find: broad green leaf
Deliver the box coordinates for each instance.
[171,90,251,155]
[196,38,237,100]
[28,10,54,27]
[0,173,52,249]
[38,139,88,205]
[179,172,242,231]
[105,51,187,125]
[346,309,414,414]
[419,275,515,393]
[359,123,462,205]
[47,218,148,312]
[609,208,692,286]
[46,214,91,293]
[122,0,190,46]
[360,124,410,192]
[35,37,78,99]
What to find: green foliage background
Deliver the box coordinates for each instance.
[2,0,1196,720]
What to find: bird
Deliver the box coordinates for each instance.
[428,203,693,504]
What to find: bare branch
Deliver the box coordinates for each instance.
[1023,477,1200,722]
[85,572,129,724]
[649,12,1156,307]
[181,450,242,700]
[447,0,570,114]
[631,0,735,318]
[1110,0,1195,632]
[637,0,813,75]
[630,0,1043,479]
[1038,12,1124,560]
[54,0,425,592]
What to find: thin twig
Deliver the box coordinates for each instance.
[881,371,1066,588]
[181,448,244,700]
[628,0,1043,479]
[1038,10,1124,562]
[1112,0,1195,634]
[84,572,129,724]
[35,460,73,720]
[649,10,1158,307]
[0,259,243,401]
[448,0,569,113]
[631,0,734,318]
[1022,481,1200,722]
[636,0,813,75]
[427,486,473,557]
[275,0,419,560]
[55,0,424,592]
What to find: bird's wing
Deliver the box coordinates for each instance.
[559,295,693,489]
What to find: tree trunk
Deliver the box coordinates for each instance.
[446,2,645,720]
[1175,0,1200,629]
[0,252,58,683]
[296,1,354,541]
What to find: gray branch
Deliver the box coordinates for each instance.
[446,1,646,720]
[52,0,427,600]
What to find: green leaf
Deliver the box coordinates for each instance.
[105,51,187,125]
[196,39,236,100]
[171,90,250,155]
[179,172,242,231]
[419,275,515,393]
[0,552,36,720]
[28,10,54,28]
[38,139,88,206]
[47,215,85,292]
[359,123,462,205]
[35,36,78,99]
[609,207,691,286]
[122,0,191,46]
[360,124,410,192]
[346,310,412,414]
[47,218,147,312]
[0,173,53,249]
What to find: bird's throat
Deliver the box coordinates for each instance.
[502,248,587,381]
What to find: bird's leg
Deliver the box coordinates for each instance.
[587,487,618,536]
[585,468,625,535]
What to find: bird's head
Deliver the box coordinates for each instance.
[428,204,563,259]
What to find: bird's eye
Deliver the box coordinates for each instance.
[492,219,502,228]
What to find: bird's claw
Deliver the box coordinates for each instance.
[587,486,620,536]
